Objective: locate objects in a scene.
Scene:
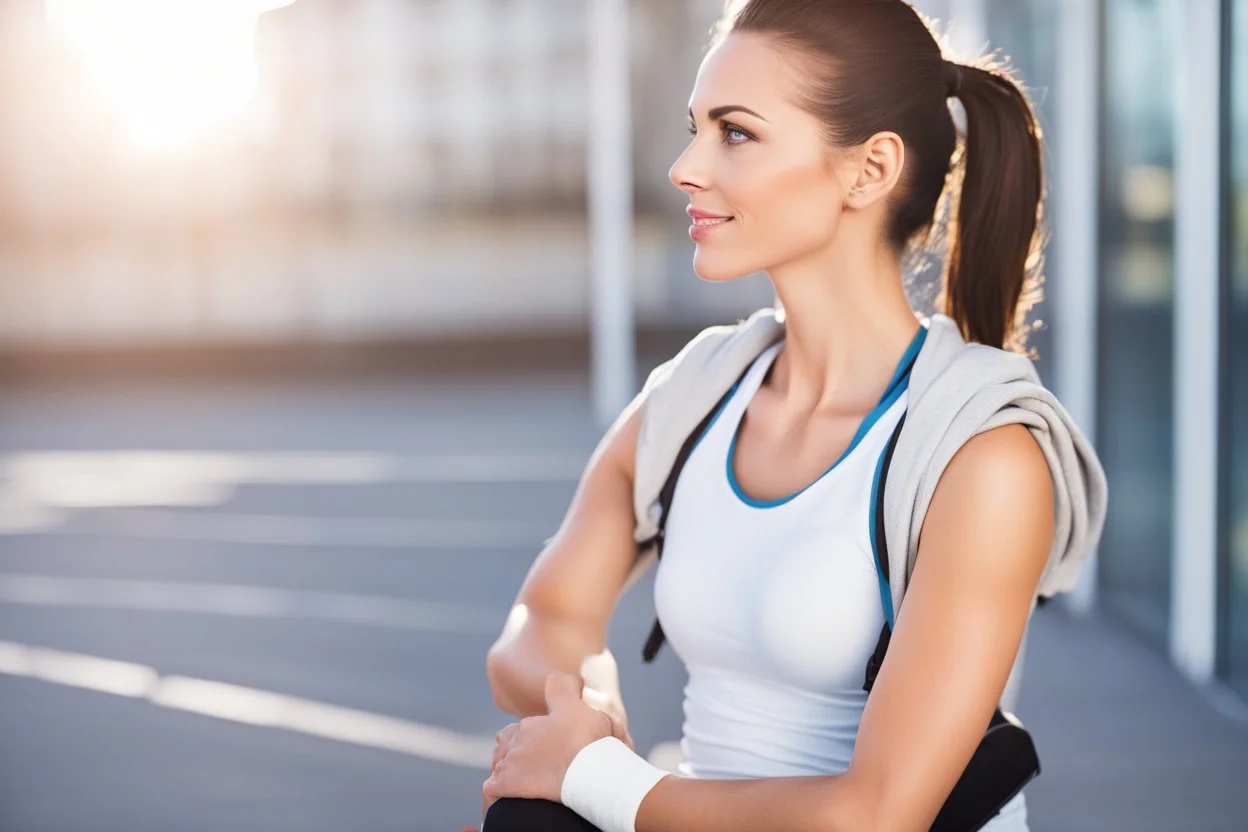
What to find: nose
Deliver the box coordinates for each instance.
[668,143,707,195]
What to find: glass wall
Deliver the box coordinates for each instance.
[1222,0,1248,700]
[986,0,1060,386]
[1097,0,1179,646]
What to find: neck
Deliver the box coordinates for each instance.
[766,234,921,415]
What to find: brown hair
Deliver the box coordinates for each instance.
[717,0,1045,353]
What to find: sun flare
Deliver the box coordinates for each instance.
[44,0,295,151]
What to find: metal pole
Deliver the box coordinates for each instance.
[587,0,636,428]
[1054,0,1102,616]
[1170,0,1223,684]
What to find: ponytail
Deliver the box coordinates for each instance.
[942,60,1045,353]
[721,1,1046,353]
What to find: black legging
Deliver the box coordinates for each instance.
[483,798,603,831]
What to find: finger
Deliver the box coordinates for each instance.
[544,671,583,710]
[491,723,518,769]
[483,773,500,801]
[480,783,495,823]
[483,767,513,802]
[484,770,538,804]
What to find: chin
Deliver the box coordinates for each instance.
[692,249,756,283]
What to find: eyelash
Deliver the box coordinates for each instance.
[686,122,753,145]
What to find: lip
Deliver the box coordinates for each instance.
[686,207,732,220]
[687,207,734,242]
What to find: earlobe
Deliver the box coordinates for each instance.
[845,185,865,209]
[847,181,886,211]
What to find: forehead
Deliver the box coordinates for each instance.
[688,32,806,115]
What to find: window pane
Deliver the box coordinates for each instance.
[1097,0,1178,646]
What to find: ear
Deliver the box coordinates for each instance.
[845,131,905,209]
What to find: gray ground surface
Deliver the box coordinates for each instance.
[0,369,1244,831]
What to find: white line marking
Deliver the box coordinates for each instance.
[25,509,555,548]
[0,640,495,769]
[0,451,585,506]
[0,450,584,538]
[0,639,159,697]
[0,574,504,635]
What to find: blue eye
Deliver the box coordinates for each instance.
[721,123,752,144]
[686,122,753,144]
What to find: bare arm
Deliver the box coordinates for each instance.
[631,424,1056,832]
[486,389,646,720]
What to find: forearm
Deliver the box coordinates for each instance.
[634,772,873,832]
[487,621,623,718]
[487,649,560,716]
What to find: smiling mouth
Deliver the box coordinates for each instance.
[692,217,732,227]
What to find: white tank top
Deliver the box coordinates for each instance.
[651,329,1031,831]
[653,335,916,779]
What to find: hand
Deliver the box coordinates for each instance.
[482,672,614,807]
[580,686,634,750]
[481,682,631,820]
[482,722,520,819]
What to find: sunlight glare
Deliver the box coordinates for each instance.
[45,0,296,151]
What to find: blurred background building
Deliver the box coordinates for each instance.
[0,0,770,352]
[0,1,1245,828]
[938,0,1248,718]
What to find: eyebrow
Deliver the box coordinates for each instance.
[688,105,769,123]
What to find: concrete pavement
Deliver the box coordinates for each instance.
[0,366,1244,831]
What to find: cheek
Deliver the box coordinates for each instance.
[750,163,843,250]
[696,157,842,278]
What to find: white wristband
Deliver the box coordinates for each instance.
[560,736,669,832]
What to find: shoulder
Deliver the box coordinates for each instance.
[944,424,1051,501]
[631,309,784,539]
[920,424,1054,585]
[640,309,783,397]
[635,308,783,464]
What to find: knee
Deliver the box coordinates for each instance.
[483,798,600,832]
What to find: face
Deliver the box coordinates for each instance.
[669,33,855,282]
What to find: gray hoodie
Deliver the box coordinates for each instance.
[626,306,1108,628]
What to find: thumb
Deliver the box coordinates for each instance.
[544,671,583,710]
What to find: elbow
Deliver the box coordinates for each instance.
[485,646,515,713]
[831,770,925,832]
[486,603,530,713]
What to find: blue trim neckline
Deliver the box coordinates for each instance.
[726,325,927,509]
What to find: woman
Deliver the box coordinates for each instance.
[480,1,1105,830]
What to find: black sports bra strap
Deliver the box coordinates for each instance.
[864,410,907,692]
